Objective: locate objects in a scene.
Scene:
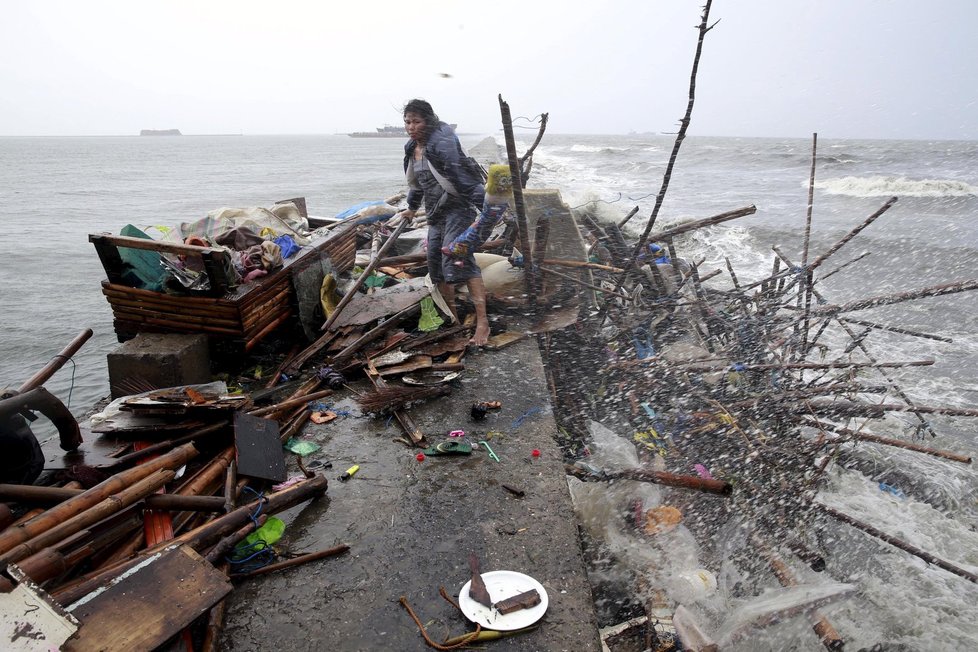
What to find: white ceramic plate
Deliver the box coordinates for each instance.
[458,570,549,631]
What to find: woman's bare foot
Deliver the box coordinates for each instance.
[470,321,490,347]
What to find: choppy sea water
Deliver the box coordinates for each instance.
[1,133,976,649]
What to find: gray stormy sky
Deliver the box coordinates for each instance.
[1,0,976,140]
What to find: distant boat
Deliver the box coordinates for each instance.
[140,129,182,136]
[348,124,457,138]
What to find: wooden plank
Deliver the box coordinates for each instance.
[63,545,231,652]
[377,355,433,377]
[233,413,287,483]
[329,277,429,329]
[1,567,79,650]
[90,233,226,258]
[485,331,526,350]
[91,238,128,285]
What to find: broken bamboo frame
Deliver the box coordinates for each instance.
[0,469,176,564]
[331,303,422,367]
[775,248,939,437]
[53,475,328,606]
[0,443,198,556]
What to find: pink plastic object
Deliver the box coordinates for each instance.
[693,463,714,480]
[449,430,465,438]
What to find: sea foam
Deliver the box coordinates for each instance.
[813,175,978,198]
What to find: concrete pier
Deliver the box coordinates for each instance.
[221,338,601,651]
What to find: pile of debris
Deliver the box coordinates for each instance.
[542,152,978,649]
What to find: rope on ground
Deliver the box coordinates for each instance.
[398,593,481,651]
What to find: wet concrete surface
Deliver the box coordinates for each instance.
[221,338,601,651]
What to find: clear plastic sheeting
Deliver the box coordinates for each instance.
[713,582,856,649]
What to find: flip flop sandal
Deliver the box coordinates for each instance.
[421,441,473,456]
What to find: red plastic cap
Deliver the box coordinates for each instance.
[531,449,541,457]
[416,453,426,462]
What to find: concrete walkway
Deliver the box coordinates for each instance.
[222,337,601,651]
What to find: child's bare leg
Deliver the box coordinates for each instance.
[466,277,490,346]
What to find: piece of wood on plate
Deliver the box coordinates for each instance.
[494,588,542,614]
[62,545,231,652]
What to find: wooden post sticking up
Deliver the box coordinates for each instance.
[499,95,539,312]
[800,132,818,357]
[499,94,538,311]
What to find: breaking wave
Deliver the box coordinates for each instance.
[569,144,632,154]
[813,175,978,198]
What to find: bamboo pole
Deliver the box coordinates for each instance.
[203,516,268,565]
[249,389,334,417]
[230,544,350,580]
[805,399,978,418]
[818,504,978,583]
[0,443,197,556]
[647,206,758,244]
[0,485,229,510]
[812,278,978,316]
[808,197,897,272]
[565,464,731,496]
[540,266,632,300]
[801,419,972,463]
[18,328,93,392]
[799,133,818,358]
[837,316,951,343]
[542,258,625,273]
[617,205,641,229]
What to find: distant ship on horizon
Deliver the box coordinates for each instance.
[348,123,457,138]
[140,129,182,136]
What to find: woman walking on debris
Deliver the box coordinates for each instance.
[400,99,490,346]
